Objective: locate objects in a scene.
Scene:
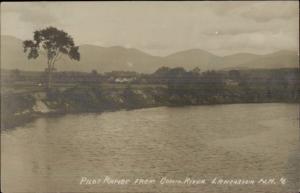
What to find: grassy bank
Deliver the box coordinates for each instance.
[1,81,299,130]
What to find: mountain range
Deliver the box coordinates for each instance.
[1,35,299,73]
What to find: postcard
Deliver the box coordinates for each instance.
[1,1,299,193]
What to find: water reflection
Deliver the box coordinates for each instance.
[1,103,299,193]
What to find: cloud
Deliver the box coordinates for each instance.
[200,31,299,55]
[1,1,299,56]
[2,3,59,25]
[241,2,299,22]
[212,1,299,22]
[19,10,57,25]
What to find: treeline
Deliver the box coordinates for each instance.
[1,67,299,104]
[148,67,299,104]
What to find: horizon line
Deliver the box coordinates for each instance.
[1,34,298,58]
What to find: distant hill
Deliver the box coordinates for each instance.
[1,35,298,73]
[236,50,299,69]
[163,49,223,70]
[1,36,163,73]
[222,53,262,66]
[78,44,163,72]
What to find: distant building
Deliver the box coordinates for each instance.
[114,77,136,83]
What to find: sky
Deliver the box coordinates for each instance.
[1,1,299,56]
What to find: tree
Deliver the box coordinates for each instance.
[90,69,100,83]
[228,70,241,81]
[91,69,98,76]
[191,67,201,74]
[23,26,80,89]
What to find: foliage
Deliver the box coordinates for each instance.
[2,67,299,106]
[23,26,80,88]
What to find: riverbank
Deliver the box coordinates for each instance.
[1,84,299,130]
[1,85,166,130]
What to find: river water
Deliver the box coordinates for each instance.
[1,103,299,193]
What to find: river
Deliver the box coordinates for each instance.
[1,103,299,193]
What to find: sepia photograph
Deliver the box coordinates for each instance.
[1,1,299,193]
